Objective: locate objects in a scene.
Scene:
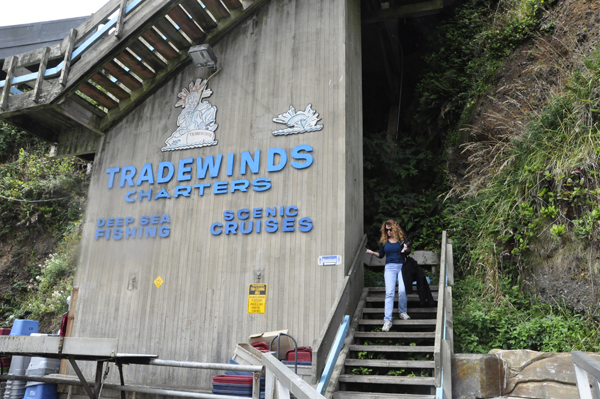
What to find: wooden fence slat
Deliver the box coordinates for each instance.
[221,0,243,10]
[33,47,50,103]
[116,50,155,79]
[115,0,129,39]
[141,28,179,59]
[168,6,206,43]
[79,81,119,109]
[154,17,191,50]
[202,0,230,20]
[92,72,130,100]
[127,40,167,72]
[0,56,17,110]
[180,0,218,31]
[103,61,143,90]
[59,29,77,87]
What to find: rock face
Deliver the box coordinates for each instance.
[490,349,600,398]
[453,350,600,398]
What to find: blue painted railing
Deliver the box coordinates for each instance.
[317,315,350,395]
[0,0,145,90]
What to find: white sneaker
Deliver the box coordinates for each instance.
[399,312,410,320]
[382,321,392,331]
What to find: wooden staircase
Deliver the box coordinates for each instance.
[334,286,439,399]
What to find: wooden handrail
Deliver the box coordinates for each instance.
[572,351,600,399]
[263,353,326,399]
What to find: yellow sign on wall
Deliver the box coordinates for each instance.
[248,284,267,314]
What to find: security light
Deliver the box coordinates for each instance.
[188,44,217,69]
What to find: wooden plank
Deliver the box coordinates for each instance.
[78,81,119,109]
[141,28,179,59]
[202,0,230,20]
[7,45,61,70]
[180,0,217,31]
[115,0,129,39]
[338,375,435,386]
[0,56,17,110]
[362,307,437,314]
[434,231,447,388]
[358,319,436,326]
[349,345,434,352]
[55,96,105,135]
[334,392,434,399]
[91,72,130,100]
[127,40,167,72]
[33,47,51,103]
[64,0,121,51]
[354,331,436,339]
[221,0,243,10]
[369,286,439,292]
[167,6,206,43]
[116,50,156,79]
[366,293,438,302]
[447,242,454,285]
[0,336,118,359]
[344,359,434,369]
[441,340,452,397]
[103,60,143,90]
[59,29,77,86]
[153,17,191,50]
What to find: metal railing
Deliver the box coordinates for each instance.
[572,351,600,399]
[434,231,454,399]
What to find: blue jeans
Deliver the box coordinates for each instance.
[384,263,407,322]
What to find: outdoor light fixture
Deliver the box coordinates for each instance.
[188,44,217,69]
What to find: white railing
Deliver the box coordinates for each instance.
[572,351,600,399]
[434,231,454,399]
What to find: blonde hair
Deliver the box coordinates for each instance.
[378,219,406,245]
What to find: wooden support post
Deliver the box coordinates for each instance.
[59,29,77,87]
[115,0,128,39]
[1,56,17,111]
[33,47,50,103]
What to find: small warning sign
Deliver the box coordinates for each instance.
[154,276,164,288]
[248,283,267,314]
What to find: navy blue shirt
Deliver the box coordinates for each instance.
[377,241,408,264]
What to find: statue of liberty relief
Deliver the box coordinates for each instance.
[161,78,219,152]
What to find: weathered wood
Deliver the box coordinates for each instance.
[33,47,51,103]
[221,0,243,10]
[55,96,105,135]
[433,231,447,388]
[64,0,121,51]
[262,353,326,399]
[368,285,439,292]
[358,319,436,326]
[202,0,230,20]
[104,61,143,90]
[127,40,167,72]
[361,307,437,314]
[6,45,61,70]
[167,6,206,43]
[349,345,434,352]
[1,56,17,110]
[59,29,77,87]
[447,242,454,285]
[141,28,180,59]
[441,339,452,397]
[334,392,434,399]
[353,331,436,339]
[92,73,130,100]
[115,0,129,39]
[344,359,434,368]
[179,0,218,32]
[338,375,435,386]
[153,17,192,50]
[116,50,156,79]
[78,82,119,109]
[365,293,438,302]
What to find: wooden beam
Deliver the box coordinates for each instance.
[91,73,130,100]
[180,0,218,32]
[4,45,61,70]
[55,96,105,135]
[116,50,156,79]
[202,0,230,20]
[221,0,243,10]
[104,61,143,90]
[362,0,444,23]
[141,28,179,59]
[154,17,191,50]
[167,6,206,43]
[33,47,51,103]
[78,82,119,109]
[115,0,129,39]
[6,113,57,142]
[127,40,167,72]
[1,56,17,111]
[59,29,77,87]
[62,0,121,52]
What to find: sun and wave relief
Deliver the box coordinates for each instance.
[272,104,324,136]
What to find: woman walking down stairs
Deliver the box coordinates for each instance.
[333,285,440,399]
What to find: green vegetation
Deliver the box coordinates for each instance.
[0,122,88,331]
[410,0,600,352]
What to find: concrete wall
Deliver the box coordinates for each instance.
[70,0,362,389]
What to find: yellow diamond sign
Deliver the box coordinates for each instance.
[154,276,164,288]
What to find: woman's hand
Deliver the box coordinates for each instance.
[366,249,375,255]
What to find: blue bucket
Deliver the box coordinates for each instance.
[10,320,38,336]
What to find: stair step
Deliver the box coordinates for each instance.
[350,345,434,353]
[354,332,435,339]
[366,294,438,302]
[334,391,435,399]
[345,359,434,368]
[359,319,436,327]
[339,375,435,386]
[368,286,439,292]
[362,307,437,314]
